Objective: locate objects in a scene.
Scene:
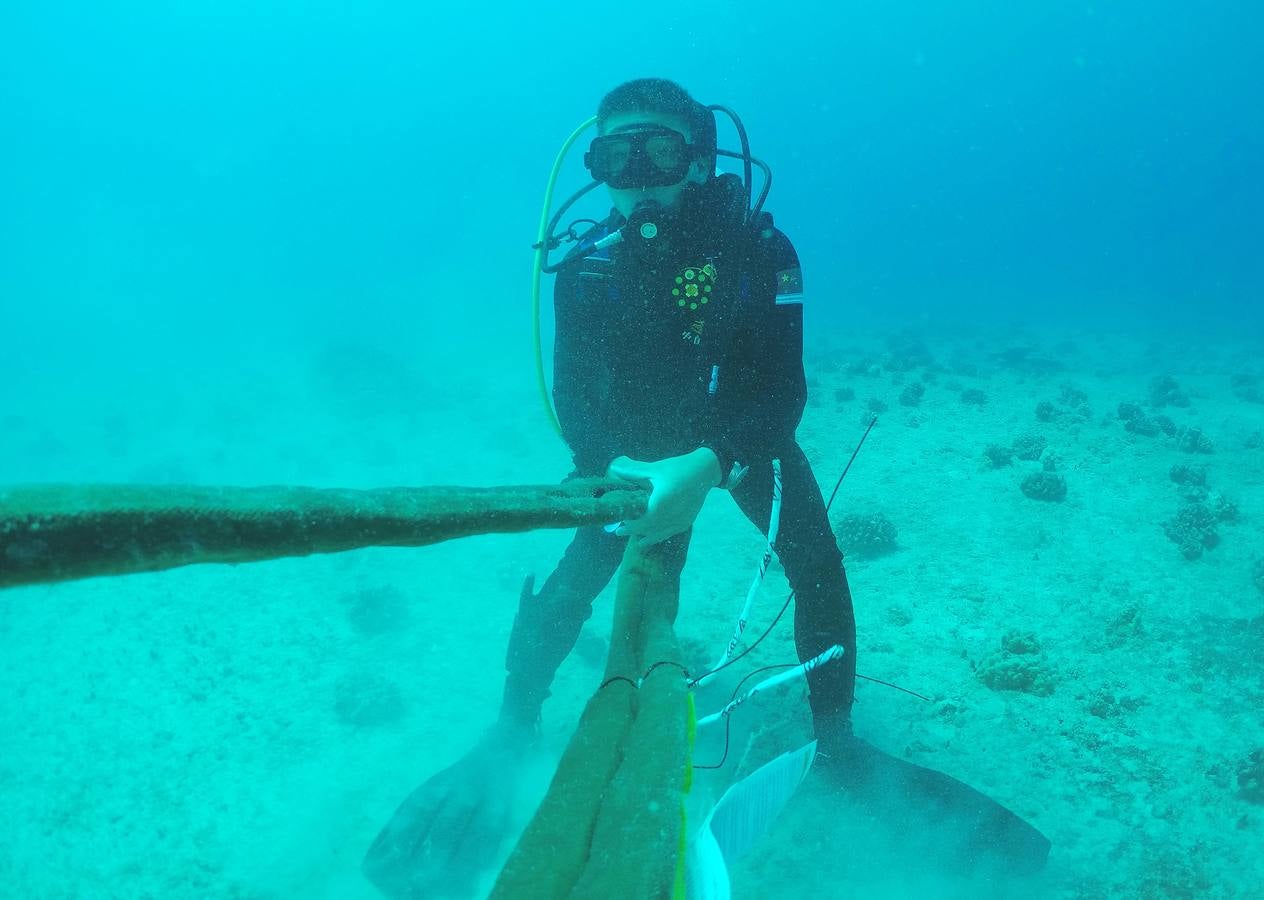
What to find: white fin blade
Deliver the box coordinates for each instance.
[707,741,817,867]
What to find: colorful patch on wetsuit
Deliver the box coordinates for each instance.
[671,262,717,346]
[775,266,804,305]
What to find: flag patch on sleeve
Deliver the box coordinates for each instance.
[775,267,804,305]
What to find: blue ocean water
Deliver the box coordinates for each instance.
[2,2,1262,898]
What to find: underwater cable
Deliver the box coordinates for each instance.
[696,645,844,728]
[696,457,783,688]
[687,416,880,689]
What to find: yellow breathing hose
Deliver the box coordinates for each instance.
[532,115,598,440]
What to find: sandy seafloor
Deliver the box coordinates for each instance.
[2,321,1262,899]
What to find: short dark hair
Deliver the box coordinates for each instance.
[596,78,717,172]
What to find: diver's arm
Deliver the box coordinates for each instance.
[552,269,619,474]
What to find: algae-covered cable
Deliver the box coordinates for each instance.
[491,540,692,900]
[0,479,647,590]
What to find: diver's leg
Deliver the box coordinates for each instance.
[729,444,857,749]
[730,455,1051,874]
[501,522,627,728]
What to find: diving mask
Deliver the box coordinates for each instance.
[583,127,697,189]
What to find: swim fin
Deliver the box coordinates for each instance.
[817,736,1051,877]
[362,722,535,900]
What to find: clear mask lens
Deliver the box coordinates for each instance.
[585,128,692,189]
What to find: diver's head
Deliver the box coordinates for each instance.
[586,78,717,220]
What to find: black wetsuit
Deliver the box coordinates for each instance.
[504,177,857,742]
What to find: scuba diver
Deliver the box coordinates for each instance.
[363,78,1050,899]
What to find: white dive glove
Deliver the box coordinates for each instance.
[606,447,722,545]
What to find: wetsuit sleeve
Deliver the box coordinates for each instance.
[553,267,619,475]
[701,230,807,484]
